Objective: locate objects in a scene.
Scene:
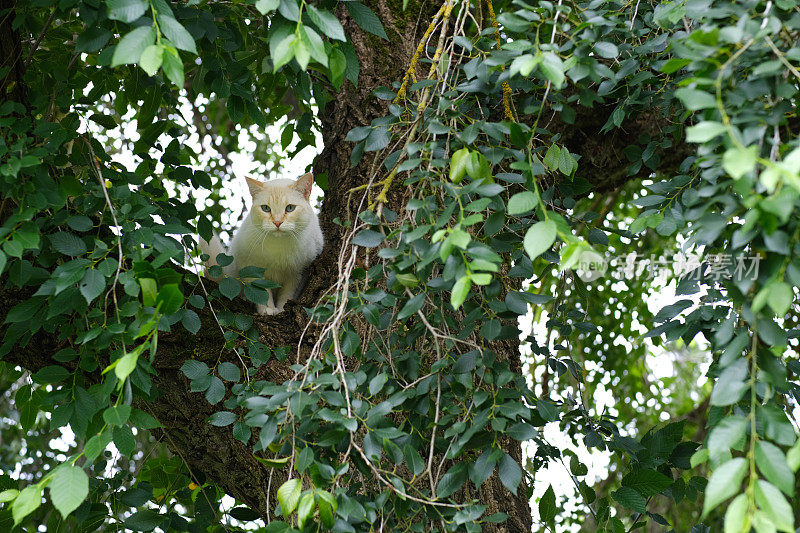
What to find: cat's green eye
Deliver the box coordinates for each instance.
[285,204,296,213]
[260,205,271,213]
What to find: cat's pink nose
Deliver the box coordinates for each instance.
[274,220,283,228]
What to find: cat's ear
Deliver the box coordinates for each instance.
[245,177,264,196]
[294,173,314,200]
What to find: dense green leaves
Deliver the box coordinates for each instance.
[4,0,800,530]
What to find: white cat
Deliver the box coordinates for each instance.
[201,173,324,315]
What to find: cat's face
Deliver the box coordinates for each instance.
[245,173,315,235]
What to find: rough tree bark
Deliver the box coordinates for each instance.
[0,0,691,529]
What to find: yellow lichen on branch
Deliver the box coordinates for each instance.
[486,0,514,121]
[394,1,451,103]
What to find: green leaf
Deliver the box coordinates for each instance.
[498,453,522,494]
[674,87,717,110]
[767,281,793,317]
[507,422,537,441]
[103,405,132,426]
[254,455,291,468]
[209,411,236,426]
[114,425,136,456]
[702,457,747,516]
[537,399,559,422]
[539,485,556,522]
[523,220,557,260]
[437,464,467,498]
[84,430,113,463]
[0,489,18,502]
[689,448,709,468]
[450,147,471,183]
[469,450,496,488]
[272,34,295,72]
[724,494,747,533]
[611,486,646,513]
[156,283,183,314]
[345,3,388,40]
[181,360,209,380]
[708,415,747,457]
[217,362,241,382]
[111,26,156,67]
[710,359,748,406]
[593,41,619,58]
[139,278,157,306]
[139,44,163,76]
[539,52,565,89]
[79,268,106,304]
[297,492,314,529]
[12,485,42,526]
[107,0,148,23]
[466,151,490,181]
[124,509,164,532]
[755,440,794,496]
[621,469,672,498]
[317,491,336,527]
[543,144,560,170]
[255,0,279,14]
[722,146,758,179]
[300,26,327,66]
[364,126,389,152]
[755,480,794,532]
[352,229,384,247]
[278,0,300,20]
[686,121,726,143]
[76,27,112,53]
[49,465,89,518]
[157,15,197,54]
[205,376,225,405]
[558,147,577,176]
[31,365,69,384]
[291,36,310,70]
[507,191,538,215]
[660,58,691,73]
[181,309,201,334]
[50,232,86,256]
[218,277,241,300]
[161,47,184,86]
[510,54,540,77]
[307,5,346,41]
[115,350,139,382]
[129,409,161,429]
[403,445,425,476]
[450,275,471,310]
[329,47,347,89]
[397,292,425,320]
[787,440,800,472]
[277,479,302,515]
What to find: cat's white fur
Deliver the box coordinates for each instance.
[200,173,324,315]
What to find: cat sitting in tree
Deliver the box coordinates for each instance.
[201,173,324,315]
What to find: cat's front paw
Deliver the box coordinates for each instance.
[257,304,283,315]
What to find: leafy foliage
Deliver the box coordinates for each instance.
[1,0,799,531]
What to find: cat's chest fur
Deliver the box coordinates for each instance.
[228,213,323,283]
